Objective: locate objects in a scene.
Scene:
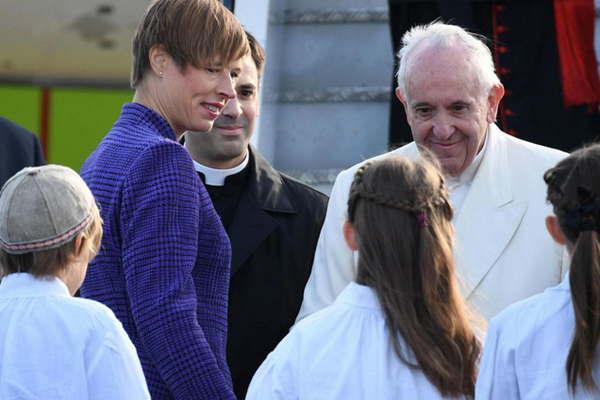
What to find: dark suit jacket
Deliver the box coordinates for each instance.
[226,148,328,398]
[0,117,45,187]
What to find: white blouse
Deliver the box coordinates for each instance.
[247,282,465,400]
[0,273,150,399]
[476,275,600,399]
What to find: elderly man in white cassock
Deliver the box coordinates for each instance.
[297,21,568,321]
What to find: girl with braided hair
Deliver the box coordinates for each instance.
[477,144,600,399]
[246,155,480,399]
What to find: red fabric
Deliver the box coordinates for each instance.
[553,0,600,107]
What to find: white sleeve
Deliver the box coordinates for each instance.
[295,167,357,322]
[86,314,150,400]
[246,336,299,400]
[475,318,520,400]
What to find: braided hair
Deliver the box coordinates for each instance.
[544,144,600,392]
[347,154,479,398]
[348,161,450,226]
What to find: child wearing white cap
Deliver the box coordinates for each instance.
[0,165,149,399]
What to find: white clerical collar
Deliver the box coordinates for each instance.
[445,128,489,189]
[190,152,249,186]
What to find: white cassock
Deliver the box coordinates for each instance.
[296,125,568,321]
[247,282,467,400]
[476,275,600,399]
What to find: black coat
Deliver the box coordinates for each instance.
[225,148,328,398]
[0,117,45,187]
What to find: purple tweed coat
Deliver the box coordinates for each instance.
[80,103,234,399]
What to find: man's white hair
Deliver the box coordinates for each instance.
[396,21,501,100]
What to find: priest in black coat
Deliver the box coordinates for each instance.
[183,32,328,398]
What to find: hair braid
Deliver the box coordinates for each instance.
[347,154,479,398]
[350,163,450,220]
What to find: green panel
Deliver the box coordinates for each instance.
[50,88,132,171]
[0,85,40,135]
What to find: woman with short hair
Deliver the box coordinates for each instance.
[79,1,249,398]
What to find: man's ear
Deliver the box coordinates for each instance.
[395,87,408,110]
[546,215,568,245]
[343,221,359,251]
[148,44,170,77]
[486,83,505,123]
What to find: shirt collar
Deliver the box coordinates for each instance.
[445,127,489,189]
[187,151,249,187]
[0,273,70,298]
[335,282,382,313]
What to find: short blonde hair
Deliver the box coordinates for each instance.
[0,205,103,278]
[131,0,249,88]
